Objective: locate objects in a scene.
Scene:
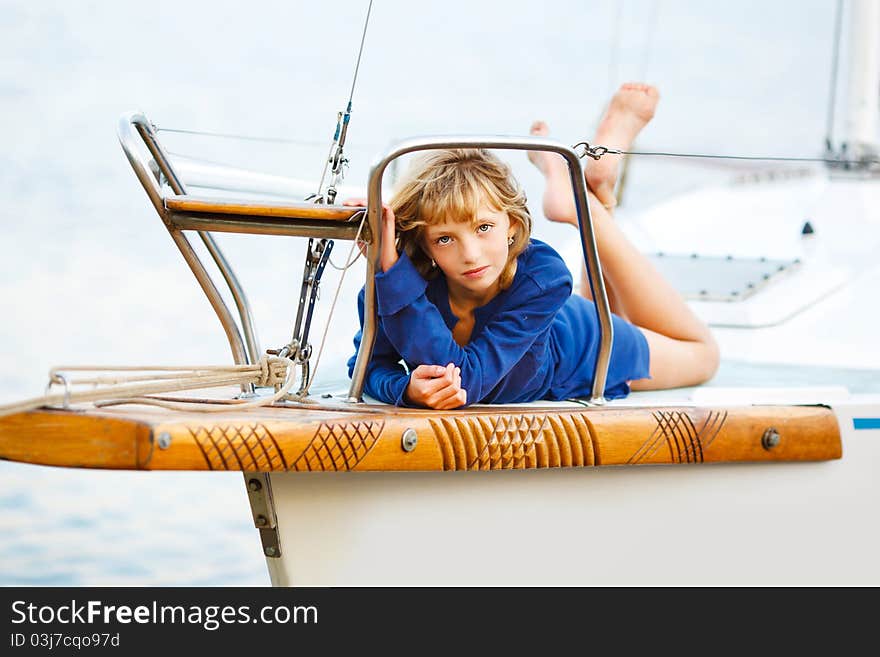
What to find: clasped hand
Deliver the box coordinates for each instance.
[405,363,467,409]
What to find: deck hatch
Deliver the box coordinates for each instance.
[648,252,801,302]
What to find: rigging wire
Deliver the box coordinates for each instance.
[315,0,374,201]
[156,127,326,147]
[575,141,880,167]
[347,0,373,106]
[155,126,384,152]
[825,0,845,152]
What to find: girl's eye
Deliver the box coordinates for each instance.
[477,223,492,233]
[435,236,451,245]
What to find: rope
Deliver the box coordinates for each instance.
[0,203,370,418]
[0,356,298,418]
[327,210,367,271]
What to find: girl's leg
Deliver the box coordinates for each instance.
[527,82,659,218]
[586,83,658,209]
[529,84,718,388]
[582,197,719,389]
[523,137,629,317]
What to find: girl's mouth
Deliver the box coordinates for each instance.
[462,266,489,279]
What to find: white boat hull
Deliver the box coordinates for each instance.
[264,395,880,586]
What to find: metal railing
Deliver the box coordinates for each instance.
[350,136,613,405]
[118,112,259,393]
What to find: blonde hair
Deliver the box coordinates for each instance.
[389,149,532,289]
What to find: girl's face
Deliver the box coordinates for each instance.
[421,199,516,303]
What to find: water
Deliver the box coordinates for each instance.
[0,0,849,584]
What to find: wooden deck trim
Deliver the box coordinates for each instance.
[0,404,842,472]
[164,195,364,222]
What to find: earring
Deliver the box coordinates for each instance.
[430,259,437,268]
[508,235,515,246]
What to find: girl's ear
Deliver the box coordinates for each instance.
[507,215,521,241]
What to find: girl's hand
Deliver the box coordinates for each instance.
[342,197,398,272]
[405,363,467,409]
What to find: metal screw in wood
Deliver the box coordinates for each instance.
[401,428,418,452]
[761,427,780,450]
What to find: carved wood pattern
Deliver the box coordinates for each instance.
[429,413,595,471]
[190,422,287,471]
[290,420,384,471]
[627,410,728,464]
[0,404,841,471]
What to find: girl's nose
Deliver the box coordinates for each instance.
[459,237,480,263]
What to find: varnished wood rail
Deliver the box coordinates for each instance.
[163,195,367,239]
[0,403,841,471]
[164,195,364,221]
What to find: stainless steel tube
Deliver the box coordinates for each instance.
[118,113,261,379]
[348,135,613,405]
[167,213,363,240]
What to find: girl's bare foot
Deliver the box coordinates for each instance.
[527,120,578,225]
[586,82,659,209]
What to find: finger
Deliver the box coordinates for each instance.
[342,197,367,207]
[425,375,461,404]
[413,368,459,401]
[422,376,459,399]
[382,211,397,239]
[440,387,468,410]
[412,364,447,380]
[428,384,463,409]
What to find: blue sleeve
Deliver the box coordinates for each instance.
[347,287,411,405]
[374,247,572,404]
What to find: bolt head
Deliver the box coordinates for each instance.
[401,428,418,452]
[156,432,172,450]
[248,478,262,492]
[761,427,781,450]
[265,546,277,557]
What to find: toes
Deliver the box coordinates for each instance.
[530,120,549,136]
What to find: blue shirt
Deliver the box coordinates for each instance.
[347,239,650,406]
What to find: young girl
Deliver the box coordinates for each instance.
[346,83,719,409]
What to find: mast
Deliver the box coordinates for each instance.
[843,0,880,161]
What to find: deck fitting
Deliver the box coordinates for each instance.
[401,428,418,452]
[243,472,281,558]
[156,432,172,450]
[761,427,781,450]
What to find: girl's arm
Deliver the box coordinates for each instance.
[348,288,411,405]
[375,245,572,404]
